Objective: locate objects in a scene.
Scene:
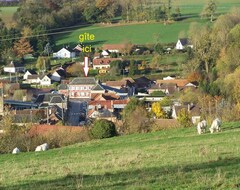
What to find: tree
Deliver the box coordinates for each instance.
[151,102,166,119]
[122,97,144,120]
[154,43,164,55]
[124,106,151,134]
[129,60,138,76]
[91,119,117,139]
[150,54,161,69]
[13,38,33,59]
[36,56,51,72]
[66,62,84,77]
[201,0,217,22]
[43,43,52,56]
[177,108,192,128]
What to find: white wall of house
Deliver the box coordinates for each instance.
[93,64,110,70]
[175,40,184,50]
[23,71,32,80]
[101,50,110,57]
[51,72,61,82]
[53,48,75,59]
[40,76,51,86]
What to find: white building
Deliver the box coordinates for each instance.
[53,48,76,59]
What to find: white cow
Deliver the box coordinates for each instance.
[197,120,207,134]
[209,118,221,133]
[35,143,49,152]
[12,147,20,154]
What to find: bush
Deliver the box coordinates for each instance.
[177,109,192,128]
[91,119,117,139]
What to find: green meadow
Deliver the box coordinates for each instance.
[0,6,18,26]
[54,0,240,48]
[0,122,240,189]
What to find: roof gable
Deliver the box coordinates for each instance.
[70,77,96,85]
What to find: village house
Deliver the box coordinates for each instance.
[171,104,201,124]
[102,44,134,54]
[105,78,135,96]
[3,61,25,73]
[92,58,123,70]
[51,68,66,82]
[175,38,193,50]
[156,79,197,91]
[88,99,129,122]
[24,74,52,86]
[58,84,68,97]
[53,47,76,59]
[68,77,97,99]
[23,70,37,80]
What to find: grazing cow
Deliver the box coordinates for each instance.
[35,143,49,152]
[209,118,221,133]
[197,120,207,134]
[12,147,20,154]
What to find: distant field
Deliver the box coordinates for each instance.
[0,122,240,189]
[55,21,200,48]
[0,6,18,26]
[55,0,240,48]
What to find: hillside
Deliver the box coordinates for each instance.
[0,6,18,27]
[54,0,240,48]
[0,122,240,189]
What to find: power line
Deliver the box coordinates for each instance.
[0,24,101,42]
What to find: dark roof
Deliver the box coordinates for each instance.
[35,93,64,104]
[26,70,37,75]
[6,61,24,68]
[58,84,68,90]
[70,77,96,85]
[179,38,190,46]
[50,96,64,104]
[92,84,105,91]
[27,74,39,79]
[55,69,66,77]
[134,76,153,88]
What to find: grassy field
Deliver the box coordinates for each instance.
[0,6,18,27]
[54,0,240,48]
[0,122,240,189]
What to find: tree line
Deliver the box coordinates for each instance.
[184,7,240,120]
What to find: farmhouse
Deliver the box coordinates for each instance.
[53,47,76,59]
[24,74,52,86]
[92,58,123,70]
[175,38,193,50]
[51,68,66,82]
[23,70,37,80]
[4,61,25,73]
[102,44,134,54]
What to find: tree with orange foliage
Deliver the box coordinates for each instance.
[13,38,33,59]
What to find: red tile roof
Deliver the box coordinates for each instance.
[156,79,189,87]
[102,44,128,51]
[29,125,83,136]
[93,58,122,65]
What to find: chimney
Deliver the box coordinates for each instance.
[188,104,191,112]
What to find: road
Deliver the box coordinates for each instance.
[67,100,88,126]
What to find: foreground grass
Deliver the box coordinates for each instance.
[0,122,240,189]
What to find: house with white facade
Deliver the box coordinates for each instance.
[175,38,193,50]
[4,61,25,73]
[23,70,37,80]
[53,47,76,59]
[51,68,66,82]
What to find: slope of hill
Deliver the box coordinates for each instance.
[0,122,240,189]
[0,6,18,27]
[54,0,240,48]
